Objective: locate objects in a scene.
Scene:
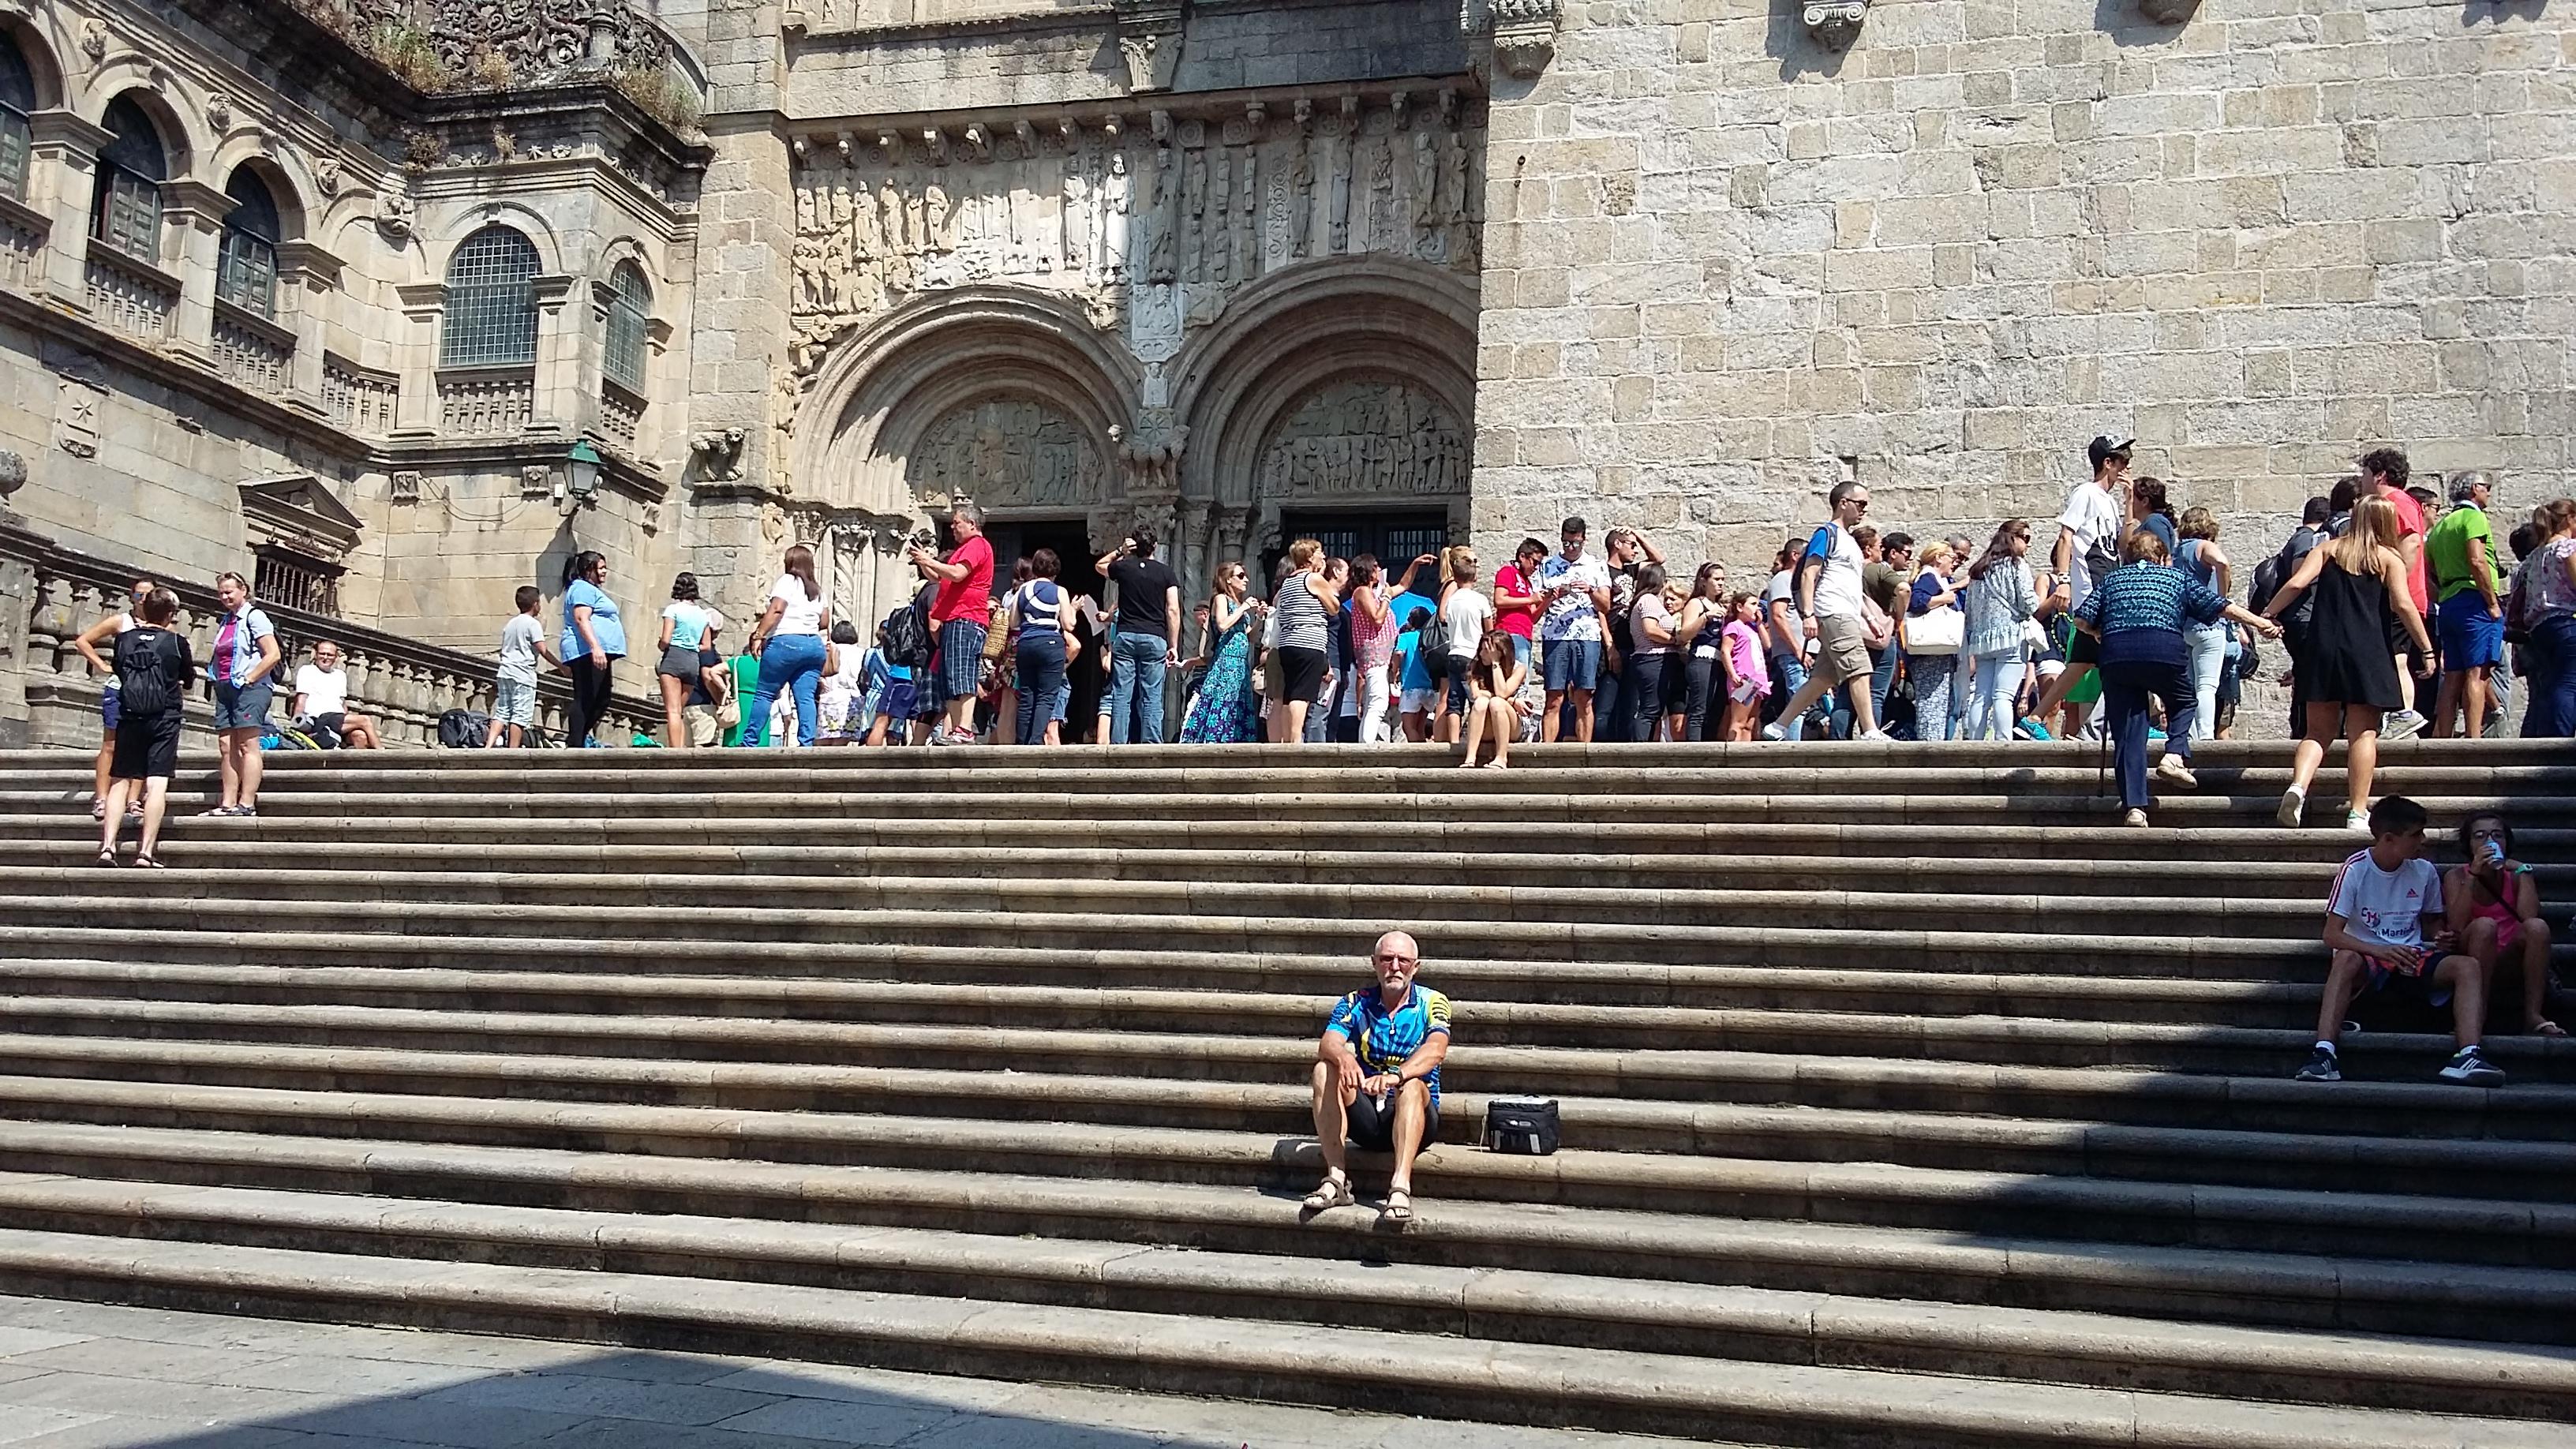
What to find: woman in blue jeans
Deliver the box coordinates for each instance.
[745,544,833,747]
[1006,549,1074,745]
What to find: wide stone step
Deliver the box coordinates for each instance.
[0,1033,2564,1198]
[0,955,2332,1032]
[0,1173,2565,1421]
[0,895,2398,980]
[4,1024,2563,1143]
[0,1120,2560,1346]
[0,1229,2560,1449]
[6,987,2569,1085]
[7,811,2517,865]
[1,1080,2568,1266]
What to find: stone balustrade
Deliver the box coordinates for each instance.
[82,244,179,344]
[599,380,644,456]
[322,358,400,436]
[0,198,44,290]
[13,541,663,749]
[436,367,536,436]
[211,305,296,396]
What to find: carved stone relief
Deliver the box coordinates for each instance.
[905,398,1106,512]
[54,379,102,459]
[1256,380,1468,502]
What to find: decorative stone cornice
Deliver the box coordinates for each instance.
[159,178,238,227]
[275,240,346,287]
[27,109,114,156]
[1487,0,1561,80]
[1804,0,1868,51]
[1111,0,1185,93]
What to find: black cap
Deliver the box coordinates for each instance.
[2087,436,2135,472]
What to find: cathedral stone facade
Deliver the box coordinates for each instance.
[1,0,2570,743]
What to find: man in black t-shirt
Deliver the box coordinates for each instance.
[1095,527,1182,743]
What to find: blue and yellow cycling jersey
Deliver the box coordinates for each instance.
[1326,984,1452,1105]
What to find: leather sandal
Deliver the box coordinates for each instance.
[1300,1172,1354,1214]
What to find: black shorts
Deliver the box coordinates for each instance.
[1347,1088,1437,1151]
[2068,628,2099,666]
[1278,646,1328,704]
[110,708,181,781]
[309,712,347,739]
[2362,958,2455,1010]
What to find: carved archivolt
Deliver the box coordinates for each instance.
[905,397,1106,512]
[1257,379,1468,502]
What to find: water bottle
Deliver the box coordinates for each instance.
[2482,839,2506,869]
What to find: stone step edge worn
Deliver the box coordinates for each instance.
[0,1170,2565,1419]
[0,1228,2564,1448]
[3,1118,2563,1331]
[6,1082,2570,1248]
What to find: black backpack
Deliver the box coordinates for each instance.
[882,602,931,670]
[437,709,491,749]
[113,627,178,717]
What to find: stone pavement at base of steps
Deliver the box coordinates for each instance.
[0,1292,1690,1449]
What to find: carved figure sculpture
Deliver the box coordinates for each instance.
[1368,135,1395,250]
[1063,150,1093,278]
[1411,129,1442,257]
[1290,138,1315,258]
[1103,150,1133,280]
[1147,146,1178,283]
[1184,148,1208,283]
[1328,135,1352,253]
[792,236,830,313]
[1238,149,1257,279]
[1208,147,1231,283]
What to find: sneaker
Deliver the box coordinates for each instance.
[2437,1046,2506,1088]
[2293,1046,2342,1083]
[927,729,955,747]
[1855,728,1893,742]
[2275,786,2306,829]
[2383,709,2427,741]
[2345,811,2371,833]
[2121,807,2150,828]
[197,805,238,818]
[1759,722,1787,742]
[2016,717,2054,741]
[2154,754,2197,789]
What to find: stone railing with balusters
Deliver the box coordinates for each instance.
[323,357,401,436]
[12,541,664,750]
[436,367,536,435]
[82,243,179,344]
[598,380,644,456]
[211,304,296,395]
[0,197,45,290]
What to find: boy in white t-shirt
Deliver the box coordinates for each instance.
[2297,795,2504,1086]
[485,586,560,748]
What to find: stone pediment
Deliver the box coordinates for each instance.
[238,473,364,562]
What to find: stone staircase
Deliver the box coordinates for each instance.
[0,741,2572,1447]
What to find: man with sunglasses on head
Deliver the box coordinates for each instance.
[1303,930,1451,1230]
[1762,481,1889,740]
[71,577,158,821]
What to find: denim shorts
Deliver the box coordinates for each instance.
[211,678,273,732]
[1542,637,1602,692]
[101,684,122,732]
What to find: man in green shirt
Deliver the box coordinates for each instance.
[2425,471,2503,739]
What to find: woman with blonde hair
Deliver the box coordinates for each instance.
[1901,541,1964,741]
[2174,507,2235,742]
[1181,560,1263,743]
[1433,546,1493,743]
[2262,495,2432,829]
[1268,539,1335,743]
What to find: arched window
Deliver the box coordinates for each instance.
[216,169,281,316]
[440,225,540,367]
[91,97,167,261]
[0,34,33,202]
[601,260,650,393]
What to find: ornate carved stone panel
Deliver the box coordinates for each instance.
[905,398,1106,511]
[1256,380,1467,502]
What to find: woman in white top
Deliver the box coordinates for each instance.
[745,545,833,747]
[1436,547,1493,744]
[814,620,866,745]
[654,571,725,749]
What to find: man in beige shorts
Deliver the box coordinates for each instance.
[1762,481,1891,740]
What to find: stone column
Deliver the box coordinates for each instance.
[159,178,234,366]
[24,110,111,313]
[0,490,43,749]
[527,273,576,437]
[273,240,344,415]
[391,282,446,436]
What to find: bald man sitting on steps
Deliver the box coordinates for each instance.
[1304,930,1452,1228]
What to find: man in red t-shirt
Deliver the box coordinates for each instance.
[906,501,996,744]
[2362,447,2432,738]
[1492,537,1546,668]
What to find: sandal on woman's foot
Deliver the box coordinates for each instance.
[1301,1172,1354,1214]
[90,799,107,821]
[1383,1189,1414,1226]
[132,853,164,869]
[2532,1019,2567,1038]
[94,849,118,867]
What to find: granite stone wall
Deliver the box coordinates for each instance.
[1470,0,2576,587]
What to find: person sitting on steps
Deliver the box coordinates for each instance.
[2296,795,2507,1087]
[2446,811,2564,1039]
[1305,930,1451,1229]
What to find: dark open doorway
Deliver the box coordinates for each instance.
[982,516,1109,742]
[1265,510,1450,583]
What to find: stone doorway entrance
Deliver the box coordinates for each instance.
[983,518,1104,602]
[1265,509,1450,584]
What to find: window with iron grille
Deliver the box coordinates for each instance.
[0,36,32,203]
[602,260,650,393]
[253,546,343,619]
[440,226,540,367]
[90,98,167,262]
[216,169,281,316]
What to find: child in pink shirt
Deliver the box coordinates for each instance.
[1717,593,1770,741]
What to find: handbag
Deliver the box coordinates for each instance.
[1482,1096,1560,1155]
[1901,606,1964,656]
[1859,592,1895,650]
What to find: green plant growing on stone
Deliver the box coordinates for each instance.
[464,46,517,91]
[364,21,450,92]
[614,64,701,136]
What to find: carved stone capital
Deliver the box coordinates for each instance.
[1112,0,1185,92]
[1803,0,1868,51]
[1487,0,1561,80]
[2138,0,2200,22]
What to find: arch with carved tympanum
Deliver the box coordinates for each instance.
[1165,256,1479,594]
[794,285,1143,620]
